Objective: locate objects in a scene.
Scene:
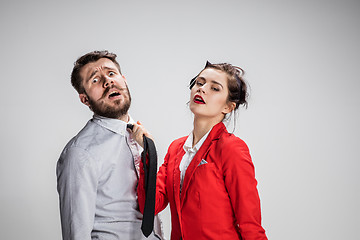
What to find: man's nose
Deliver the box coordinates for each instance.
[103,75,114,88]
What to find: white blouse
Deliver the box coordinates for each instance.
[179,129,211,190]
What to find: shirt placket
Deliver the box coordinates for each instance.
[126,134,142,177]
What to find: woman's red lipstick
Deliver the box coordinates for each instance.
[193,95,205,104]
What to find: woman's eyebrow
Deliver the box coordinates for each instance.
[197,76,223,88]
[210,80,223,88]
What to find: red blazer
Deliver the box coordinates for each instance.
[138,122,267,240]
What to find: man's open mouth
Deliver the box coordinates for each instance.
[108,91,121,99]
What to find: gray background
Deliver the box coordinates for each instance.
[1,0,359,239]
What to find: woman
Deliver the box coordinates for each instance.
[131,62,268,239]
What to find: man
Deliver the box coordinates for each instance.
[57,50,163,240]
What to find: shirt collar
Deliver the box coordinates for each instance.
[92,114,135,136]
[183,129,211,153]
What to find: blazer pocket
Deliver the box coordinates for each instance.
[194,163,222,185]
[198,159,208,166]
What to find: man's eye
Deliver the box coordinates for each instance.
[92,78,99,83]
[109,71,115,76]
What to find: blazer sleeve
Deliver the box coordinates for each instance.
[137,149,170,215]
[221,138,267,240]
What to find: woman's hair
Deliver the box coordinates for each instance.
[189,61,249,110]
[71,50,121,94]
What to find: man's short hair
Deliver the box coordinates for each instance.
[71,50,121,94]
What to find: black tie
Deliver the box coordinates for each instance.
[127,124,157,237]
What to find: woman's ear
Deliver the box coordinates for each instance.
[222,102,236,114]
[79,93,90,107]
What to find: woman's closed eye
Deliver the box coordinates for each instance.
[211,86,220,91]
[196,80,205,86]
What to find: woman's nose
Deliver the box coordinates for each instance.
[197,84,206,93]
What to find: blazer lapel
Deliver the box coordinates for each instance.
[180,122,226,208]
[173,144,185,218]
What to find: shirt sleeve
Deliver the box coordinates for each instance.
[222,139,268,240]
[56,147,99,240]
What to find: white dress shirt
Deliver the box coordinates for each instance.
[57,115,163,240]
[179,130,211,190]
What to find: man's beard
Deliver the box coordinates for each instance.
[87,86,131,119]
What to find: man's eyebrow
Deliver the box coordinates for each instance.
[87,70,98,82]
[103,66,117,72]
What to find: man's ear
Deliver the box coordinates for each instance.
[79,93,90,107]
[122,75,127,82]
[222,102,236,115]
